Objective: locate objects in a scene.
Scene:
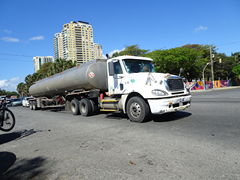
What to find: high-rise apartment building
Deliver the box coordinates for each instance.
[57,21,94,64]
[54,33,64,59]
[93,43,103,59]
[33,56,54,72]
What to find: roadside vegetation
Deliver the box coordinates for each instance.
[0,89,19,97]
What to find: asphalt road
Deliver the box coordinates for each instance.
[0,88,240,179]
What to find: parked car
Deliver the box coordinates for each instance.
[22,97,34,107]
[11,98,22,107]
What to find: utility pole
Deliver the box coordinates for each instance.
[210,46,215,89]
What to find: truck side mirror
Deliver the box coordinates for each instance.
[108,61,114,76]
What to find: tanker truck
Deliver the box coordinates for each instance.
[29,55,191,123]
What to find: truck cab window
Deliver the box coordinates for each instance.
[123,59,156,73]
[113,61,123,74]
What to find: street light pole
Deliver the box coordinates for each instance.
[203,63,210,90]
[210,46,215,89]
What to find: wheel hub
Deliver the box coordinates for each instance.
[130,102,141,118]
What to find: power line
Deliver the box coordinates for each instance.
[0,53,34,57]
[0,58,33,62]
[217,40,240,47]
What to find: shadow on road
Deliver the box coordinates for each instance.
[41,105,65,112]
[104,111,191,123]
[0,152,16,176]
[0,129,44,145]
[151,111,192,122]
[104,111,129,120]
[36,107,192,124]
[0,154,47,180]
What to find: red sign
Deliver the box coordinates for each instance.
[89,72,95,78]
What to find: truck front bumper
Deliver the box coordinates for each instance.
[147,95,191,114]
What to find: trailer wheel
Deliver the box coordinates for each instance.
[90,99,98,115]
[29,101,33,110]
[79,99,92,116]
[127,96,150,123]
[33,101,37,110]
[71,99,80,115]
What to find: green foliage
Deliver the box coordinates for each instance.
[214,53,238,79]
[0,89,19,97]
[37,62,53,74]
[111,45,149,58]
[145,45,208,81]
[232,65,240,77]
[231,52,240,62]
[17,82,27,97]
[48,58,77,74]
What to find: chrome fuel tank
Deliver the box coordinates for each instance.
[29,59,108,98]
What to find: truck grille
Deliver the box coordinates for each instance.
[167,79,184,91]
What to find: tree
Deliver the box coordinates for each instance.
[47,58,77,76]
[17,82,26,97]
[25,74,33,88]
[0,89,19,97]
[37,62,53,75]
[214,53,238,80]
[111,45,149,58]
[232,65,240,77]
[231,52,240,63]
[145,46,206,81]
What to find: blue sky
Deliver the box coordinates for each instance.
[0,0,239,92]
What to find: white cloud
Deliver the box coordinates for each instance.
[29,36,44,40]
[1,36,19,42]
[108,48,125,57]
[3,29,12,34]
[0,77,20,92]
[195,26,208,32]
[9,77,19,83]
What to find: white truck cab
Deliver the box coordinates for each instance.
[107,56,191,122]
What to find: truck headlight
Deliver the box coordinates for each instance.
[151,89,168,96]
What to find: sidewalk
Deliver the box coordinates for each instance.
[190,86,240,93]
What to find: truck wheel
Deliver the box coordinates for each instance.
[33,101,37,110]
[90,99,98,115]
[71,99,80,115]
[127,96,150,123]
[29,101,33,110]
[79,99,92,116]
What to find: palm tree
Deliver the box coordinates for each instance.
[17,82,26,97]
[17,82,25,96]
[25,74,33,88]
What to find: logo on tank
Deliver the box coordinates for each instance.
[89,72,95,78]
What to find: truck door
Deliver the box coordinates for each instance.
[108,60,125,95]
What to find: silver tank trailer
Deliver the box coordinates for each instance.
[29,59,108,98]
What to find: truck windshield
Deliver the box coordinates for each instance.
[122,59,156,73]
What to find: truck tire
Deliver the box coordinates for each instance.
[127,96,150,123]
[90,99,98,115]
[79,99,92,117]
[71,99,80,115]
[29,101,33,110]
[33,101,37,110]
